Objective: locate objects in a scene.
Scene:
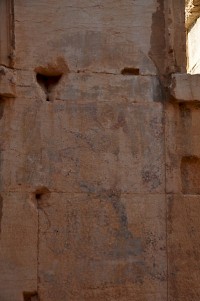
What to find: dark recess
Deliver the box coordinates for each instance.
[34,187,50,209]
[181,156,200,194]
[121,67,140,75]
[23,291,39,301]
[36,73,62,101]
[0,96,5,119]
[35,193,42,200]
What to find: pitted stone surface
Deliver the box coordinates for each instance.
[1,1,200,301]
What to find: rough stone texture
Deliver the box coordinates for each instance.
[166,98,200,299]
[0,66,16,98]
[1,1,200,301]
[0,193,37,300]
[0,0,14,67]
[38,193,166,301]
[186,0,200,29]
[166,0,186,74]
[170,73,200,101]
[168,194,200,300]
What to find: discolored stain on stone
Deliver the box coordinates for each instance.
[0,97,5,120]
[102,189,143,259]
[112,111,127,132]
[141,168,161,190]
[149,0,166,76]
[0,194,3,235]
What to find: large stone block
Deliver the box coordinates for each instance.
[0,100,164,194]
[38,193,166,301]
[0,0,187,300]
[168,194,200,301]
[0,192,37,301]
[170,73,200,102]
[14,70,162,103]
[166,102,200,193]
[14,1,158,75]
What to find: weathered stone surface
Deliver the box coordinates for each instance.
[38,193,166,300]
[14,1,158,74]
[1,1,199,301]
[166,101,200,193]
[0,193,37,301]
[165,1,186,74]
[168,194,200,300]
[0,66,16,98]
[0,99,165,194]
[166,77,200,299]
[0,0,14,67]
[170,73,200,102]
[14,70,162,103]
[186,0,200,29]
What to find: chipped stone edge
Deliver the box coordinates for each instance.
[0,65,16,98]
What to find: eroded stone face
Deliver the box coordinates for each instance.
[0,0,14,67]
[1,1,200,301]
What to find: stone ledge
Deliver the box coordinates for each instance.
[0,66,16,98]
[170,73,200,102]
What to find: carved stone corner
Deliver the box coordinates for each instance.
[0,66,16,98]
[169,73,200,102]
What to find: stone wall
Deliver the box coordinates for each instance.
[0,1,199,301]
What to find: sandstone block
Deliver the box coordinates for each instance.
[170,73,200,102]
[0,192,37,301]
[168,194,200,300]
[38,193,166,301]
[0,101,164,194]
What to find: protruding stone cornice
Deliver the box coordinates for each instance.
[170,73,200,102]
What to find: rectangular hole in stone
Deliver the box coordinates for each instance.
[23,292,39,301]
[181,156,200,194]
[121,67,140,75]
